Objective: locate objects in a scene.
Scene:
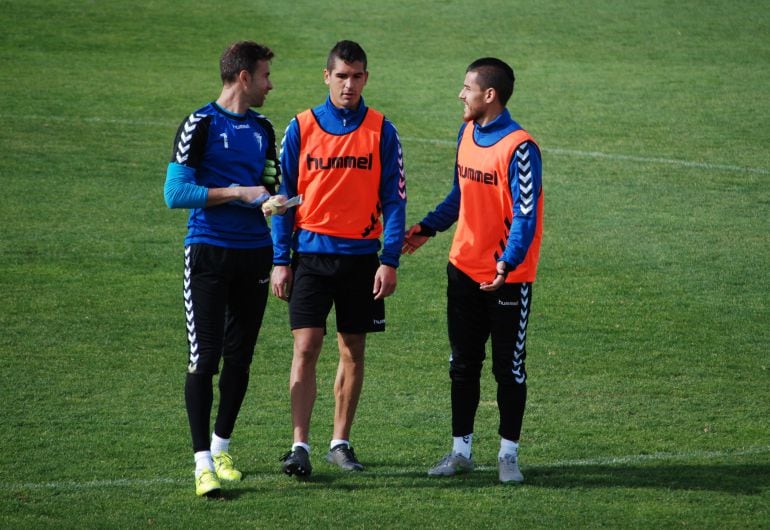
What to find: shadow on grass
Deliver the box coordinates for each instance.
[527,463,770,495]
[218,462,770,498]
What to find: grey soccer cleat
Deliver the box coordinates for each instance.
[498,452,524,483]
[326,444,364,471]
[427,452,475,476]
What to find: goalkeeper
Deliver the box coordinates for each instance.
[163,40,284,497]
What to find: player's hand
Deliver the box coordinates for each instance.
[261,194,289,217]
[230,184,270,208]
[479,261,509,292]
[271,265,293,301]
[373,264,397,300]
[401,224,430,255]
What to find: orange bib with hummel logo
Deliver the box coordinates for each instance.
[295,108,384,239]
[450,124,543,283]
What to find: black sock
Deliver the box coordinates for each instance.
[185,373,214,453]
[214,363,250,439]
[497,382,527,441]
[451,378,480,436]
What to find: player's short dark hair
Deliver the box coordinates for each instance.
[467,57,515,106]
[327,40,367,71]
[220,41,274,83]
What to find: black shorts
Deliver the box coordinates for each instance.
[289,253,385,334]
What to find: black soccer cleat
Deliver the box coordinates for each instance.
[280,446,313,478]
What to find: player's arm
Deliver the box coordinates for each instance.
[402,128,465,254]
[378,120,407,269]
[373,120,405,299]
[480,143,541,291]
[403,125,465,255]
[271,118,300,265]
[270,118,301,301]
[402,178,460,253]
[164,114,268,209]
[500,141,542,270]
[402,180,460,254]
[164,163,269,208]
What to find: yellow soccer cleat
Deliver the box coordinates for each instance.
[213,451,243,481]
[195,469,221,497]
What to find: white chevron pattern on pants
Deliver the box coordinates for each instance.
[512,283,530,384]
[183,246,199,373]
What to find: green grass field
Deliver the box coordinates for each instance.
[1,0,769,527]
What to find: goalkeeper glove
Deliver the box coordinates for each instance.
[261,159,278,187]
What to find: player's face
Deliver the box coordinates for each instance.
[246,60,272,108]
[324,58,368,110]
[459,70,492,124]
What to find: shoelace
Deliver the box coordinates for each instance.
[279,449,308,462]
[334,445,359,463]
[216,453,234,467]
[198,470,218,483]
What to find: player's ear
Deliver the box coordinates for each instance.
[238,69,251,86]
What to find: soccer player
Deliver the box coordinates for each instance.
[271,40,406,478]
[402,57,543,484]
[164,41,284,497]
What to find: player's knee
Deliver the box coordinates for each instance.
[221,348,254,371]
[492,366,527,385]
[450,361,483,382]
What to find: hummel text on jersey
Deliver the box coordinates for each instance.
[457,164,498,186]
[306,153,373,171]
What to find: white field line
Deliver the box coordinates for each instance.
[400,136,770,175]
[8,114,769,176]
[11,445,770,491]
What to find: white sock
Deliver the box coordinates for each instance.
[211,433,230,455]
[499,438,519,459]
[330,439,350,450]
[452,434,473,458]
[292,442,311,453]
[194,450,214,476]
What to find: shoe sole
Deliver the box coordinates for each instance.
[216,473,242,481]
[428,465,474,477]
[499,472,524,484]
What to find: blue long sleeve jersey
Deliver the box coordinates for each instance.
[272,96,406,267]
[421,109,542,269]
[164,102,280,249]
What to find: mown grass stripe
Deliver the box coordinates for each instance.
[5,114,767,176]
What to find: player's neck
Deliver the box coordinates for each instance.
[216,88,248,116]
